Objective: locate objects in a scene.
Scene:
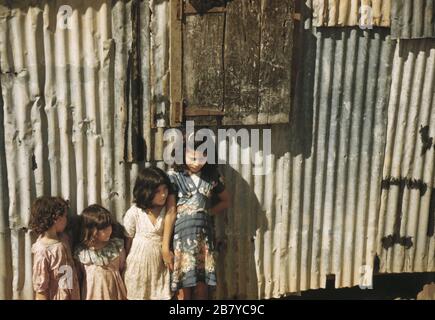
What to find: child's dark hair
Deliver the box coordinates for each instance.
[172,130,218,179]
[80,204,113,248]
[29,196,69,235]
[133,167,172,211]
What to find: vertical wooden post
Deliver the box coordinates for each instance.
[169,0,183,126]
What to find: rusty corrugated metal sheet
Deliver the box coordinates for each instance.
[311,0,391,27]
[214,23,397,299]
[289,24,395,292]
[377,38,435,274]
[391,0,435,39]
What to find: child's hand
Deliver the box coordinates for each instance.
[162,249,174,271]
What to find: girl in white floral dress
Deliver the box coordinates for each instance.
[123,167,172,300]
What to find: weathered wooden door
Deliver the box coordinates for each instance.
[169,0,294,126]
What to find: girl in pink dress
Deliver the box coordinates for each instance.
[30,196,80,300]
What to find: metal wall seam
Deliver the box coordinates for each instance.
[113,0,131,221]
[0,48,13,300]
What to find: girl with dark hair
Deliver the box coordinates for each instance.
[74,204,127,300]
[123,166,172,300]
[162,133,231,300]
[30,196,80,300]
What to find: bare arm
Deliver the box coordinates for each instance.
[162,194,177,271]
[119,248,127,274]
[35,291,48,300]
[125,237,133,256]
[209,189,231,216]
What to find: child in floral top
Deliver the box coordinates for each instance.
[74,204,127,300]
[163,135,231,300]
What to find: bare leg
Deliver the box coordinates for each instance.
[193,282,208,300]
[177,287,192,300]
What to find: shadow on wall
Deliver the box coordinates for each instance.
[289,0,316,160]
[214,162,266,299]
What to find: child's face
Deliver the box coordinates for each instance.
[152,184,168,207]
[186,149,207,173]
[54,210,68,233]
[96,225,112,243]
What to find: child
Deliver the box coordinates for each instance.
[30,196,80,300]
[74,204,127,300]
[162,134,231,300]
[123,167,172,300]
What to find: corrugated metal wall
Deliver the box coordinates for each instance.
[377,38,435,274]
[0,0,152,299]
[289,24,395,292]
[0,0,434,300]
[213,129,292,299]
[311,0,391,27]
[391,0,435,39]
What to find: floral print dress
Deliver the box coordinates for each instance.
[167,168,225,292]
